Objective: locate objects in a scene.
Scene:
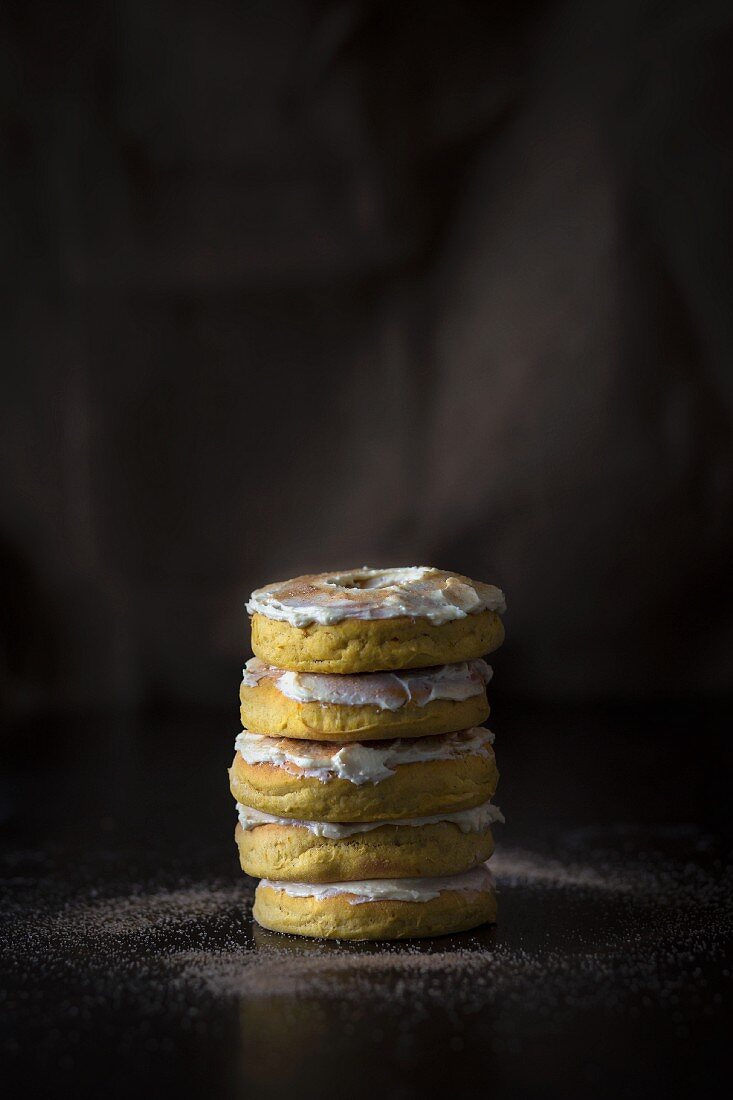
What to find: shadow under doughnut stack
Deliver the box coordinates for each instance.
[228,566,506,940]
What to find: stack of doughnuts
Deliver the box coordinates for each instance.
[228,566,506,940]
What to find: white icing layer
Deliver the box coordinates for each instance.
[236,801,504,838]
[234,726,495,786]
[246,566,506,627]
[241,657,492,711]
[260,863,495,904]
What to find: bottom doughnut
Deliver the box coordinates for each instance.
[252,864,497,940]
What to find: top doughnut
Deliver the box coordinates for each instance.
[247,566,506,673]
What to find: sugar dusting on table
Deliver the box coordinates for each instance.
[2,835,730,1044]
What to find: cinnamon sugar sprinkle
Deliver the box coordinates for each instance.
[2,834,730,1035]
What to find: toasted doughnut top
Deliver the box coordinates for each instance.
[235,800,504,838]
[241,656,492,711]
[234,726,495,785]
[260,863,494,903]
[246,566,506,627]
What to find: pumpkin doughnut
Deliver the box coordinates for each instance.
[229,727,498,822]
[234,800,502,881]
[239,657,491,741]
[253,864,497,940]
[247,566,505,672]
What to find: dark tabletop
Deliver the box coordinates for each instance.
[1,703,731,1100]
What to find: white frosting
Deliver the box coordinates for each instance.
[260,863,495,904]
[241,657,492,711]
[236,800,504,838]
[234,726,495,785]
[246,566,506,627]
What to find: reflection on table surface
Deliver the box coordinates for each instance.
[1,706,730,1100]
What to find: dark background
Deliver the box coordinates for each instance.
[2,6,733,1098]
[2,0,733,720]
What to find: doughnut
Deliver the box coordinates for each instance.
[228,727,498,822]
[247,566,505,672]
[239,657,492,741]
[252,864,497,940]
[234,801,503,881]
